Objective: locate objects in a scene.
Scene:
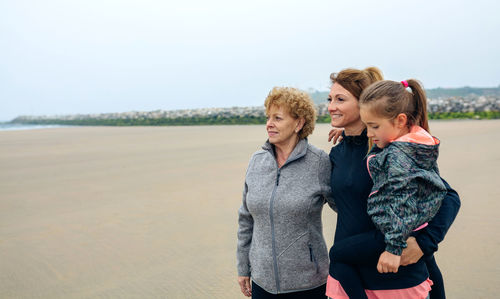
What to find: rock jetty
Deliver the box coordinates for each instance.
[11,95,500,123]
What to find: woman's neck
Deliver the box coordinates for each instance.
[274,136,299,167]
[344,120,366,136]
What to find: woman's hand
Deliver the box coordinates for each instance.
[238,276,251,297]
[400,237,424,266]
[328,127,344,144]
[377,251,401,273]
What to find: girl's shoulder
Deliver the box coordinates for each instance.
[368,144,414,175]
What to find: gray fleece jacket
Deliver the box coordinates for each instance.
[237,138,334,294]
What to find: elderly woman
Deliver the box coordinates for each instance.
[237,87,333,298]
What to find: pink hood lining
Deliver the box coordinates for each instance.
[391,126,439,146]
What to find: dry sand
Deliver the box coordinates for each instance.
[0,120,499,298]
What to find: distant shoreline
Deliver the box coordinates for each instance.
[0,111,500,131]
[5,111,500,128]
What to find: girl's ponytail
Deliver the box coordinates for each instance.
[406,79,429,133]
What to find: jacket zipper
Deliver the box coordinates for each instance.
[269,168,281,292]
[268,146,305,293]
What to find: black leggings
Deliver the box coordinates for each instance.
[251,281,326,299]
[426,255,445,299]
[329,230,385,299]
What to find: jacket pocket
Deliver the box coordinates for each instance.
[308,244,320,274]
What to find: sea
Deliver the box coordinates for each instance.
[0,123,71,131]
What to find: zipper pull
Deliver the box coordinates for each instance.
[309,244,313,261]
[276,171,280,186]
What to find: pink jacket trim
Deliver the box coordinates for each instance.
[392,126,439,146]
[366,154,376,179]
[413,222,428,232]
[326,275,433,299]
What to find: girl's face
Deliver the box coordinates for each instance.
[266,105,302,147]
[360,107,407,149]
[327,83,363,131]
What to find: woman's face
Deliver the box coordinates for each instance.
[266,105,300,147]
[327,83,363,130]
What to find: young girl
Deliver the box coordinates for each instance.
[329,79,448,299]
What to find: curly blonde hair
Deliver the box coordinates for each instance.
[264,87,317,139]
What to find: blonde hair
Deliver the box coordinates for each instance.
[264,87,317,139]
[359,79,430,132]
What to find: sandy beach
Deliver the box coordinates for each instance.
[1,120,499,298]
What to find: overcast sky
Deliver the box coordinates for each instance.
[1,0,499,121]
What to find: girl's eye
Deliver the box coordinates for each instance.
[338,97,344,102]
[372,126,379,129]
[327,98,332,102]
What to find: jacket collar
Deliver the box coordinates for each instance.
[262,138,308,166]
[342,128,368,145]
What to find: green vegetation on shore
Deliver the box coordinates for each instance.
[11,111,500,126]
[13,115,268,126]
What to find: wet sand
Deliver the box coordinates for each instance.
[0,120,499,298]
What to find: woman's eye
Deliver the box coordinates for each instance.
[338,97,344,102]
[372,126,379,129]
[327,98,332,102]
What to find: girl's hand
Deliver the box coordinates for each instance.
[328,127,344,144]
[238,276,251,297]
[377,251,401,273]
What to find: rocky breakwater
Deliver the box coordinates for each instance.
[10,95,500,125]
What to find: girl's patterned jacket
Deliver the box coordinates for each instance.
[367,126,447,255]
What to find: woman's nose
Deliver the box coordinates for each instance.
[327,101,336,112]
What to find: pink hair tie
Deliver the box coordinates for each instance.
[401,80,409,88]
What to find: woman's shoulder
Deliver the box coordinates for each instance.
[245,145,272,169]
[306,142,328,158]
[304,143,331,170]
[328,138,350,161]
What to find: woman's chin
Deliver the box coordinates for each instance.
[330,120,343,127]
